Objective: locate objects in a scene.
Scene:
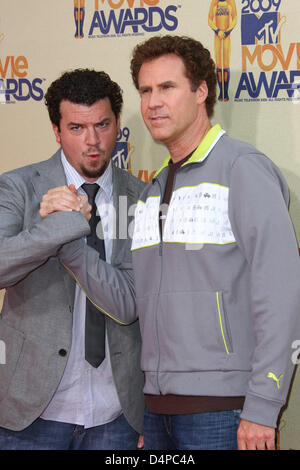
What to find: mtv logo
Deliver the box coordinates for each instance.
[241,12,280,45]
[111,141,130,169]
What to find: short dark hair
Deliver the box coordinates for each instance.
[45,69,123,129]
[131,35,217,118]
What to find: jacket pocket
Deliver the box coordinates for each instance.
[153,290,236,372]
[216,291,233,355]
[0,320,25,401]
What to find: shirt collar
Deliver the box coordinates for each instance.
[60,149,113,200]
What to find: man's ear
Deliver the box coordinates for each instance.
[52,123,61,144]
[196,80,209,105]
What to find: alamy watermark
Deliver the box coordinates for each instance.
[94,196,137,240]
[292,80,300,104]
[94,196,231,252]
[0,79,7,104]
[0,340,6,364]
[291,340,300,364]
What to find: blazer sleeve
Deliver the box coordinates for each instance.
[0,173,90,288]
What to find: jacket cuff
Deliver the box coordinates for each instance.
[59,238,86,262]
[240,393,283,428]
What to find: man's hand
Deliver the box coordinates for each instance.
[40,184,91,221]
[237,419,276,450]
[137,435,144,449]
[77,193,92,221]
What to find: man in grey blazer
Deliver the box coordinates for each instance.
[0,69,145,449]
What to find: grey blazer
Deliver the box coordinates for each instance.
[0,150,145,433]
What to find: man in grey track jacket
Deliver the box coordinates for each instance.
[41,36,300,450]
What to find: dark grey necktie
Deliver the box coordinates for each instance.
[82,183,106,368]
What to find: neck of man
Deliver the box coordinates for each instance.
[168,117,212,164]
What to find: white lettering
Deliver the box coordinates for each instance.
[0,340,6,365]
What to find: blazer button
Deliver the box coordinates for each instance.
[59,349,67,357]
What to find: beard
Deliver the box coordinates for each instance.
[79,153,109,179]
[80,165,106,179]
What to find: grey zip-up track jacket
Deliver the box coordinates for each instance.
[60,125,300,428]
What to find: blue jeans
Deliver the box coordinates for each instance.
[144,407,241,450]
[0,414,139,450]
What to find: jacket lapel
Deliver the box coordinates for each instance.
[31,149,67,200]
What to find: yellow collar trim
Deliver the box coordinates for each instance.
[154,124,224,178]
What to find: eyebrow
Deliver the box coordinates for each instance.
[67,117,111,127]
[139,80,176,91]
[67,121,82,127]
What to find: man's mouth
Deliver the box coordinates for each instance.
[149,115,168,123]
[85,151,101,160]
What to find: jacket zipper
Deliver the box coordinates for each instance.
[155,177,164,393]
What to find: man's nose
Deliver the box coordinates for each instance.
[148,89,163,108]
[86,127,100,145]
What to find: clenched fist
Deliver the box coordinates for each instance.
[40,184,91,221]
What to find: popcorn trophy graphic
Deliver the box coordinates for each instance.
[74,0,85,39]
[209,0,237,101]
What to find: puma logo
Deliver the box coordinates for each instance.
[267,372,284,389]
